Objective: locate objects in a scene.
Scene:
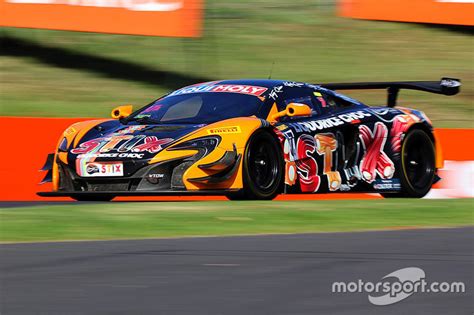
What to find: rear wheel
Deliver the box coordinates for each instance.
[226,130,283,200]
[71,195,115,202]
[382,129,435,198]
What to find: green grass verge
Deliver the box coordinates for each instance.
[1,0,473,127]
[0,199,472,243]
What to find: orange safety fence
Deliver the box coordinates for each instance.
[0,116,472,201]
[339,0,474,26]
[0,0,203,37]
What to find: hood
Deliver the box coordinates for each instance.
[67,120,204,177]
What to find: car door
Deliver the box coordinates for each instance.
[315,90,398,192]
[274,86,373,193]
[272,85,339,193]
[314,91,374,192]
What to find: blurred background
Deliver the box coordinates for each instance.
[0,0,472,127]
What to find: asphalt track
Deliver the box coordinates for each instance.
[1,228,472,315]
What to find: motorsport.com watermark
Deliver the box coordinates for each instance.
[331,267,466,305]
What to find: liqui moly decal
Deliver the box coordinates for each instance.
[168,84,268,97]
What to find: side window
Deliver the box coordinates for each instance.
[312,91,331,112]
[285,96,319,116]
[274,86,321,115]
[322,93,355,110]
[316,91,356,113]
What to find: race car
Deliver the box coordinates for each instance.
[38,78,460,201]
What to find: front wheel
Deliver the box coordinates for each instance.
[382,129,435,198]
[226,130,283,200]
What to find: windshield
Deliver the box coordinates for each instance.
[128,92,265,125]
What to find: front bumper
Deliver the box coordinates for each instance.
[39,142,242,196]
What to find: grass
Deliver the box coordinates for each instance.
[0,199,472,243]
[1,0,473,127]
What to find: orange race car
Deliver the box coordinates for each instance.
[38,78,460,201]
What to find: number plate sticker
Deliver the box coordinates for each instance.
[81,162,124,177]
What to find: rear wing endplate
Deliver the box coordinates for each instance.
[319,77,461,107]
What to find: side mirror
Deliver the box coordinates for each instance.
[111,105,133,119]
[270,103,312,122]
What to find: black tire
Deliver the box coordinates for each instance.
[71,195,115,202]
[382,129,435,198]
[226,130,283,200]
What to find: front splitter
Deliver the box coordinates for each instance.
[37,189,240,197]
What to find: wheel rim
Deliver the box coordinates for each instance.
[248,139,279,192]
[403,133,434,190]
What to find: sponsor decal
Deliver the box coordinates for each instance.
[113,125,148,135]
[373,179,401,191]
[359,123,395,183]
[141,104,163,114]
[72,135,172,176]
[80,162,124,177]
[282,81,305,88]
[146,172,165,184]
[296,134,321,192]
[207,126,241,135]
[168,84,268,97]
[77,153,145,159]
[390,114,420,154]
[279,120,397,192]
[289,111,371,133]
[132,136,172,153]
[277,129,348,192]
[148,173,165,178]
[278,129,298,186]
[64,126,77,136]
[269,86,284,100]
[440,78,462,87]
[370,108,400,116]
[315,133,341,191]
[71,136,173,155]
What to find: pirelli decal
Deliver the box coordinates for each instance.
[207,126,242,135]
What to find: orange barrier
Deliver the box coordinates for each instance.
[0,116,472,201]
[435,129,474,161]
[0,0,202,37]
[339,0,474,26]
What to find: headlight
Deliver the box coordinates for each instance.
[167,136,221,188]
[168,136,221,160]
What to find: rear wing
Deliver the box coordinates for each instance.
[319,77,461,107]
